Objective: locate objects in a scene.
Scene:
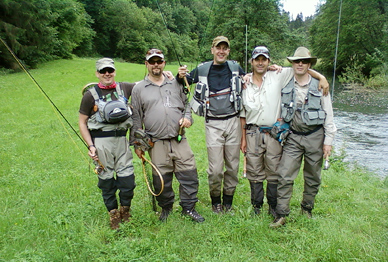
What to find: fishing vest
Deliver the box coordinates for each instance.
[87,84,133,130]
[190,60,242,119]
[280,78,325,125]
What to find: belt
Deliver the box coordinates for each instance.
[206,113,239,121]
[290,125,322,136]
[90,129,127,138]
[245,124,272,133]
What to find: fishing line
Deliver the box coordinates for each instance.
[155,0,182,66]
[0,37,91,166]
[155,0,215,141]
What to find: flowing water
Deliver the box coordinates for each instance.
[332,89,388,178]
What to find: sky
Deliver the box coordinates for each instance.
[280,0,326,20]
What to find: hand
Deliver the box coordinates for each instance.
[243,73,251,83]
[319,77,330,96]
[240,138,247,153]
[178,65,189,79]
[323,144,332,159]
[242,73,251,89]
[164,71,175,80]
[268,64,282,73]
[179,117,192,128]
[135,148,144,159]
[88,146,99,161]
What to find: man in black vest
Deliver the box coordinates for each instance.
[178,36,245,213]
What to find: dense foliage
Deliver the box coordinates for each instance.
[0,0,387,82]
[310,0,388,76]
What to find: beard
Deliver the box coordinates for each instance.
[151,68,162,76]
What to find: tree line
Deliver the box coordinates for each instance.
[0,0,387,80]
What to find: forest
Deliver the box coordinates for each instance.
[0,0,387,85]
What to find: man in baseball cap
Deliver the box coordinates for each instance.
[96,57,116,72]
[145,48,165,61]
[212,36,230,48]
[251,46,270,60]
[177,36,245,214]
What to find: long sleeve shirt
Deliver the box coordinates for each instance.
[131,75,191,140]
[240,68,294,126]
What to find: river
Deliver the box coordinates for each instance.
[332,89,388,178]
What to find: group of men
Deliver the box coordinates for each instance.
[79,36,336,230]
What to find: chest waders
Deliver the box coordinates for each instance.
[190,61,242,122]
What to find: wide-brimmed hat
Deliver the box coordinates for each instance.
[287,47,317,66]
[212,36,230,47]
[251,46,270,59]
[145,48,165,61]
[96,58,115,71]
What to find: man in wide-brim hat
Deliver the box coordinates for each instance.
[287,46,318,67]
[270,46,337,228]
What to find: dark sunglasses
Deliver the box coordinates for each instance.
[252,47,269,56]
[147,59,164,65]
[293,59,310,64]
[99,67,115,74]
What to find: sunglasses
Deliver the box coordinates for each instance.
[147,49,163,55]
[252,47,269,56]
[147,59,164,65]
[293,59,310,64]
[99,68,115,74]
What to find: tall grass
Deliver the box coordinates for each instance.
[1,58,387,261]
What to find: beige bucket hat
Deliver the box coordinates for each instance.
[287,47,317,66]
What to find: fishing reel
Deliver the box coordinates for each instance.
[134,129,154,151]
[323,156,330,170]
[94,165,104,175]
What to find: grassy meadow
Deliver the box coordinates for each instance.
[0,58,387,261]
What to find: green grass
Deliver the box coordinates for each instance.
[1,58,387,261]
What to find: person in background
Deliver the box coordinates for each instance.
[178,36,245,214]
[270,47,336,228]
[131,48,204,223]
[79,58,135,230]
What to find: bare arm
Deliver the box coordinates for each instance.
[79,113,98,161]
[308,69,329,96]
[240,117,247,153]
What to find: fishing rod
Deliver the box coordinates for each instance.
[155,0,194,142]
[332,0,343,101]
[155,0,191,140]
[1,37,104,172]
[0,37,86,147]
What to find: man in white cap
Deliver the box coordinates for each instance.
[79,57,136,230]
[270,47,337,228]
[241,46,329,218]
[178,36,245,214]
[131,48,204,223]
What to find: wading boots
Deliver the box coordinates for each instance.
[269,216,286,228]
[159,206,172,222]
[120,206,132,223]
[182,208,205,223]
[109,209,121,230]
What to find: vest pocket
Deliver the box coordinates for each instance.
[302,110,325,125]
[208,92,234,116]
[307,90,322,109]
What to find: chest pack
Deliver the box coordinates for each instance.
[89,84,132,124]
[280,78,325,125]
[190,60,242,119]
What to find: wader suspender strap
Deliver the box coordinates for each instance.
[197,61,240,88]
[197,61,241,122]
